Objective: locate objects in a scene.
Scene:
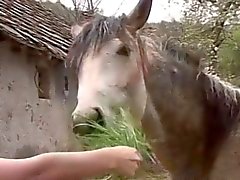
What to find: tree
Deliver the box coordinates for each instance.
[40,0,101,24]
[181,0,240,74]
[71,0,102,21]
[40,0,75,24]
[218,26,240,84]
[74,0,101,12]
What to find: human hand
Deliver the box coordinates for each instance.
[102,146,143,177]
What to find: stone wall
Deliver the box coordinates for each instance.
[0,40,79,158]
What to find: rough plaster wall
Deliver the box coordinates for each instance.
[0,41,80,158]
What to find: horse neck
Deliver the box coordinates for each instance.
[129,34,169,122]
[132,35,161,120]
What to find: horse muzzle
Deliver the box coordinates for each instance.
[72,108,103,135]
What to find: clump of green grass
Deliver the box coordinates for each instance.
[76,108,154,162]
[75,108,166,179]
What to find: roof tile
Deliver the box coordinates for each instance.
[0,0,88,60]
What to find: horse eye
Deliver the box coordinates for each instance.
[116,45,130,56]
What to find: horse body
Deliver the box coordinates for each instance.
[67,0,240,179]
[142,50,240,179]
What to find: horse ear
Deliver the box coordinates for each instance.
[126,0,153,33]
[185,49,206,69]
[70,24,83,39]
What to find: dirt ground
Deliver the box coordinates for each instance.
[129,162,169,180]
[93,160,170,180]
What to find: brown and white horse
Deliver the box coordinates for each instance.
[67,0,240,179]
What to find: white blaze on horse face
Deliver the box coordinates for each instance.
[73,38,146,122]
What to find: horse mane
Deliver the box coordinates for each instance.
[200,72,240,131]
[67,14,127,69]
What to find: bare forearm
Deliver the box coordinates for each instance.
[35,149,114,179]
[0,146,141,179]
[0,150,113,180]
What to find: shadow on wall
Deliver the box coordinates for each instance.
[14,145,48,159]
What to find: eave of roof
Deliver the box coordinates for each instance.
[0,0,78,61]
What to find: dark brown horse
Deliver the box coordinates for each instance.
[66,0,240,179]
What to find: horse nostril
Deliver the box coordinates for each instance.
[92,107,105,126]
[71,108,105,135]
[92,107,102,119]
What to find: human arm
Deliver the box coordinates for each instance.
[0,146,142,180]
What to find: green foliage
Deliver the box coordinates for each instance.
[74,109,162,179]
[76,109,153,161]
[181,0,240,72]
[218,26,240,78]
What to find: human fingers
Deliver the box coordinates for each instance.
[125,162,140,176]
[128,151,143,161]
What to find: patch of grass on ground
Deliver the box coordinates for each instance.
[75,109,168,179]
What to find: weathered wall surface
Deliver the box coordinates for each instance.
[0,41,80,158]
